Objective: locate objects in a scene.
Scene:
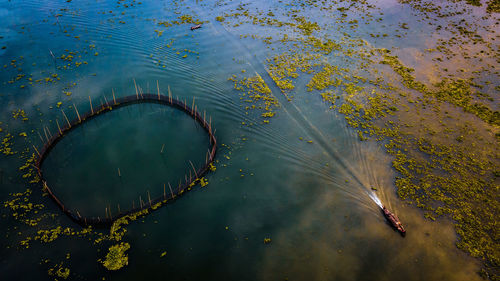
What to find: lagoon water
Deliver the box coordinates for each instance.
[0,0,492,280]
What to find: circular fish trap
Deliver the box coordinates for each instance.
[33,93,217,228]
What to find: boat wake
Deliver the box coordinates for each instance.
[368,191,383,209]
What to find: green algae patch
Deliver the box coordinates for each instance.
[228,74,279,121]
[48,262,70,279]
[101,242,131,271]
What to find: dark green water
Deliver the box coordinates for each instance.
[0,0,494,280]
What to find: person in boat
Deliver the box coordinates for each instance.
[382,206,406,234]
[191,24,202,30]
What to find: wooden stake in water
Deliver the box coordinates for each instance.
[61,109,71,127]
[134,78,139,99]
[191,97,195,114]
[117,204,121,213]
[56,119,62,135]
[168,182,174,198]
[189,160,198,178]
[160,144,165,154]
[104,95,109,107]
[157,80,161,100]
[32,145,41,157]
[89,96,94,114]
[73,103,81,122]
[148,191,152,206]
[112,89,117,105]
[168,85,172,103]
[45,126,53,139]
[117,168,121,177]
[37,130,44,142]
[140,196,143,208]
[163,183,166,199]
[43,127,49,142]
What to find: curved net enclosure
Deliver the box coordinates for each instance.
[33,93,217,227]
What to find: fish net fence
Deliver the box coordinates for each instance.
[33,92,217,228]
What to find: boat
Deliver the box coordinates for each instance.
[382,206,406,235]
[191,24,202,30]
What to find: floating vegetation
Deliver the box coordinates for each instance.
[228,74,279,122]
[47,262,70,279]
[221,0,499,278]
[101,242,131,271]
[1,0,499,280]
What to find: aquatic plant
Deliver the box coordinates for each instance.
[101,242,131,271]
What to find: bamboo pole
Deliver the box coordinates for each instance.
[168,85,172,103]
[189,160,198,178]
[45,126,52,139]
[56,119,62,135]
[37,131,44,142]
[104,95,109,107]
[157,80,161,100]
[168,183,174,198]
[160,144,165,153]
[191,97,195,114]
[163,183,166,199]
[134,78,139,99]
[73,103,81,122]
[43,127,49,142]
[61,109,71,127]
[140,196,143,208]
[32,145,41,157]
[112,89,116,104]
[89,96,93,114]
[117,204,120,213]
[117,168,121,177]
[148,191,151,206]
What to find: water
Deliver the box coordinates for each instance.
[369,192,383,209]
[0,0,492,280]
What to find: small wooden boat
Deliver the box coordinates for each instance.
[191,24,202,30]
[382,206,406,235]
